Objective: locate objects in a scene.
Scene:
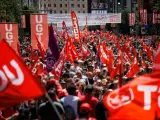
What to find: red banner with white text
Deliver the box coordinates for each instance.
[21,15,26,28]
[153,13,160,24]
[0,23,18,53]
[103,72,160,120]
[128,13,135,26]
[140,9,147,24]
[71,11,81,43]
[30,14,48,50]
[0,40,45,109]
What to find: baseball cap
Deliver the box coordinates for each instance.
[80,103,92,113]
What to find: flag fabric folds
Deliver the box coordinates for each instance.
[0,39,45,109]
[103,72,160,120]
[46,25,60,72]
[71,11,81,43]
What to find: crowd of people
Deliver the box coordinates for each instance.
[0,29,159,120]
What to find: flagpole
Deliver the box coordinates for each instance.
[45,93,63,120]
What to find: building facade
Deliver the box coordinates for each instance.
[22,0,40,8]
[108,0,138,13]
[40,0,88,14]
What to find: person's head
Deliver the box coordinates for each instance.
[85,85,94,95]
[76,79,86,91]
[65,62,71,69]
[76,70,82,78]
[87,72,93,79]
[60,79,67,89]
[102,67,108,75]
[48,89,57,101]
[62,72,70,79]
[87,64,94,72]
[66,83,77,96]
[74,60,79,67]
[79,103,92,118]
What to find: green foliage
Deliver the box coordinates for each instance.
[151,0,160,11]
[22,6,39,36]
[105,23,112,31]
[0,0,21,23]
[116,9,130,34]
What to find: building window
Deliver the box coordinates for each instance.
[54,4,56,7]
[60,4,62,7]
[54,11,56,13]
[48,4,51,7]
[65,4,67,7]
[77,4,80,7]
[50,9,52,14]
[82,4,85,8]
[65,11,67,13]
[44,4,46,8]
[60,11,62,13]
[71,4,74,7]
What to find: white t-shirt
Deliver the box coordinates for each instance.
[61,95,79,117]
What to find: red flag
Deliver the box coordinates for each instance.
[103,72,160,120]
[140,9,147,24]
[98,43,109,65]
[71,11,81,43]
[21,15,26,28]
[110,58,121,80]
[0,40,45,109]
[52,47,66,80]
[141,59,146,68]
[156,41,160,52]
[153,51,160,71]
[126,57,140,78]
[65,38,79,63]
[62,21,69,41]
[80,43,91,59]
[128,13,135,26]
[17,42,21,56]
[35,36,45,59]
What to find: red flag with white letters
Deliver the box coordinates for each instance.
[98,43,109,65]
[52,46,66,80]
[71,11,81,43]
[80,43,91,59]
[0,40,45,109]
[103,72,160,120]
[126,57,140,78]
[35,36,45,59]
[153,51,160,71]
[30,14,48,50]
[0,23,18,54]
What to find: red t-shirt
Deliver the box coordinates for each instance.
[80,95,98,117]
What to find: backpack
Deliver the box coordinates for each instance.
[64,105,76,120]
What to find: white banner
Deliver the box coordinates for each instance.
[48,13,121,27]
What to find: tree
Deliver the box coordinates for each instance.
[0,0,21,23]
[21,6,39,36]
[151,0,160,11]
[116,9,130,34]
